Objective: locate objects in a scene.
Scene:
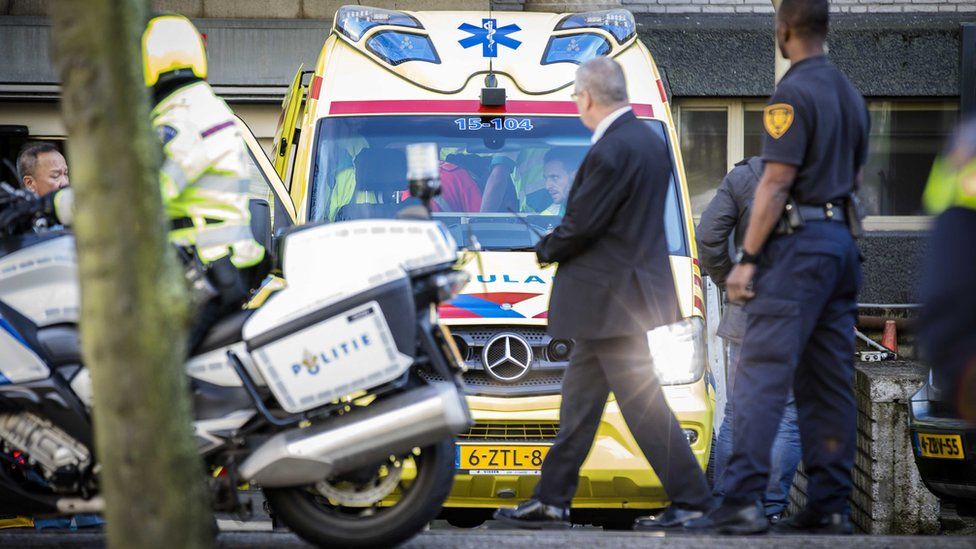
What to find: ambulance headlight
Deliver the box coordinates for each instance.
[647,317,706,386]
[555,9,636,45]
[366,31,441,66]
[335,6,422,41]
[542,34,612,66]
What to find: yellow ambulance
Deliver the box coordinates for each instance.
[255,6,714,529]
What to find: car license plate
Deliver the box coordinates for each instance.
[456,444,550,475]
[917,433,965,460]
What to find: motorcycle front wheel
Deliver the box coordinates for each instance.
[263,438,455,548]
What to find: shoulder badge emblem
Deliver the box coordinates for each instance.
[157,124,178,145]
[763,103,795,140]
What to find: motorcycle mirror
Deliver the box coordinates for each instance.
[405,143,442,213]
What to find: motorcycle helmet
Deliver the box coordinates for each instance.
[141,14,207,89]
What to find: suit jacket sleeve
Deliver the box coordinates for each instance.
[696,174,739,287]
[536,147,627,264]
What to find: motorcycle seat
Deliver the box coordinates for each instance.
[193,309,254,355]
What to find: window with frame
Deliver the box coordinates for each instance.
[675,99,959,222]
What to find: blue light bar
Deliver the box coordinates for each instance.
[335,6,422,42]
[366,31,441,66]
[541,34,611,66]
[555,9,636,45]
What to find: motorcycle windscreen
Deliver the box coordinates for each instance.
[248,300,412,414]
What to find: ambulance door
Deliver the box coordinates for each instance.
[272,65,312,188]
[235,117,297,249]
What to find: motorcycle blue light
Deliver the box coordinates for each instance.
[366,31,441,66]
[335,6,422,42]
[555,9,636,45]
[541,34,611,66]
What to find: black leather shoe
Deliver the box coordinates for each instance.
[684,500,769,535]
[493,499,571,530]
[634,505,705,531]
[772,508,853,535]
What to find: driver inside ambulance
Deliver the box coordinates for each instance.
[537,148,584,215]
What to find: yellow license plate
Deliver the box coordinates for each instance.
[456,444,550,474]
[917,433,965,459]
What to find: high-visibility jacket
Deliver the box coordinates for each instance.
[154,81,264,268]
[924,122,976,215]
[51,82,263,268]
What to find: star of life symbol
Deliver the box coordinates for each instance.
[482,333,533,382]
[458,18,522,58]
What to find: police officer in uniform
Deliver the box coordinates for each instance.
[918,118,976,421]
[0,14,265,351]
[688,0,868,535]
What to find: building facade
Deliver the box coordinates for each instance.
[1,0,972,301]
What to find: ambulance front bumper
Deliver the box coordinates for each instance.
[442,378,713,509]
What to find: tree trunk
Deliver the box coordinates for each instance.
[49,1,213,547]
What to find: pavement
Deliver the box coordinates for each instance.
[1,523,974,548]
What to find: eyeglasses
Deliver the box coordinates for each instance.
[571,91,580,100]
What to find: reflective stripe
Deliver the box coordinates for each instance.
[161,159,190,192]
[194,175,249,194]
[200,120,235,138]
[194,223,255,249]
[229,240,266,269]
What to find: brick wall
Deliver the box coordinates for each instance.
[0,1,490,18]
[618,0,976,14]
[4,0,971,17]
[510,1,976,13]
[789,362,940,534]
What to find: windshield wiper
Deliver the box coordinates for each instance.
[506,207,546,240]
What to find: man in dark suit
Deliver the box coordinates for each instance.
[493,57,713,530]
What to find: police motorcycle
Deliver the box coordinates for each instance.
[0,177,472,547]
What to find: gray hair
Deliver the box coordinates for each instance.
[574,57,628,108]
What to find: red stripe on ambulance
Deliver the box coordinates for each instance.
[329,100,654,117]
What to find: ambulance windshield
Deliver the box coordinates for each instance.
[308,115,686,254]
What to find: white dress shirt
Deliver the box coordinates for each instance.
[590,106,632,144]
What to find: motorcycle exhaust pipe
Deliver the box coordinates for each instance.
[238,381,471,488]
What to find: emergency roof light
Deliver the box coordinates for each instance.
[541,34,612,66]
[334,6,423,42]
[366,31,441,66]
[555,9,637,45]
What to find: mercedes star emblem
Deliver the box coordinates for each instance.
[482,333,533,382]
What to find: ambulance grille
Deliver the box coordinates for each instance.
[418,370,564,397]
[444,326,567,396]
[459,422,561,442]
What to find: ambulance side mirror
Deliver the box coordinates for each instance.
[248,198,272,256]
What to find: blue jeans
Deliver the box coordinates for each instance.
[713,342,802,516]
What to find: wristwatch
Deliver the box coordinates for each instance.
[735,248,760,265]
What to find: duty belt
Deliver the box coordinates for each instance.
[797,203,847,223]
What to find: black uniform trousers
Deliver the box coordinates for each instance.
[919,207,976,417]
[724,220,861,514]
[533,333,712,510]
